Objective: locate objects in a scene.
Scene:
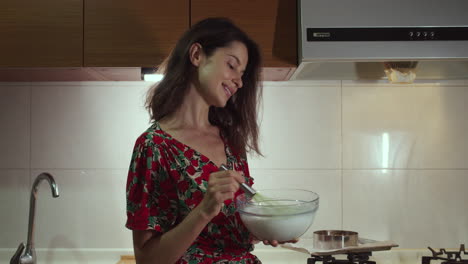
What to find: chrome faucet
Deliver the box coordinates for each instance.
[10,173,59,264]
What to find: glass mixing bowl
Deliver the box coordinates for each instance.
[236,189,319,242]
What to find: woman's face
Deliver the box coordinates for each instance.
[195,41,248,107]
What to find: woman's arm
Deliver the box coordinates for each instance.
[132,170,245,264]
[132,205,211,264]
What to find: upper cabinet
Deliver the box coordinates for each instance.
[84,0,188,67]
[191,0,297,67]
[0,0,296,69]
[0,0,83,67]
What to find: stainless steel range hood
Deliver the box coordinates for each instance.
[290,0,468,83]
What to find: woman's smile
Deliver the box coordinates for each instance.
[223,83,233,97]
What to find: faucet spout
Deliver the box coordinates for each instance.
[10,173,59,264]
[34,172,59,198]
[23,173,59,264]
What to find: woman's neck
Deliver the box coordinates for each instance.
[161,83,212,131]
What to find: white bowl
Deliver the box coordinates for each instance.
[236,189,319,242]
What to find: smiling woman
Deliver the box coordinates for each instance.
[125,17,269,264]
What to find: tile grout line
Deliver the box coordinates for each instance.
[340,80,344,230]
[20,167,468,171]
[250,167,468,171]
[29,84,32,188]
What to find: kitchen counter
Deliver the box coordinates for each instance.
[0,245,434,264]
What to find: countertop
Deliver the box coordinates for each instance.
[0,245,437,264]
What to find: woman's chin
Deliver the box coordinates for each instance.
[213,97,229,108]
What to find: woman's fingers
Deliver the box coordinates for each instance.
[205,170,245,202]
[212,170,245,183]
[207,181,239,198]
[198,169,246,218]
[208,170,244,194]
[209,178,238,190]
[263,239,299,247]
[263,240,278,247]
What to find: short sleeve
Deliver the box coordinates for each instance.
[125,136,178,233]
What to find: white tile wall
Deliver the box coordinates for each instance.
[248,81,341,169]
[343,169,468,248]
[1,80,468,257]
[0,169,29,248]
[32,169,133,249]
[342,80,468,169]
[30,82,151,170]
[0,83,30,169]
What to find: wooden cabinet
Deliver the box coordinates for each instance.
[0,0,296,70]
[84,0,189,67]
[116,255,135,264]
[191,0,297,67]
[0,0,83,67]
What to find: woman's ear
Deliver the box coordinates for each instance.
[189,43,204,67]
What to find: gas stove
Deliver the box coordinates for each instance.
[306,244,467,264]
[307,251,375,264]
[422,244,467,264]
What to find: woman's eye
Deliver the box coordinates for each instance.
[228,63,234,69]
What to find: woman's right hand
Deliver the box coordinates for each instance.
[197,169,245,219]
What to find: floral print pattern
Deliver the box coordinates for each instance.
[126,122,261,263]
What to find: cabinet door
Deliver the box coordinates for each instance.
[85,0,188,67]
[191,0,297,67]
[0,0,83,67]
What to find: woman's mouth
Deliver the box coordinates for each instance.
[223,84,232,97]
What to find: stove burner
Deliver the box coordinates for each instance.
[307,252,375,264]
[422,244,467,264]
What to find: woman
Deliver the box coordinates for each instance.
[126,17,284,264]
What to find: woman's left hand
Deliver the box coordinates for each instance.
[252,238,299,247]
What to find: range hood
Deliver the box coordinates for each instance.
[290,0,468,83]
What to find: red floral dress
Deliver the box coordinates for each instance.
[126,122,261,264]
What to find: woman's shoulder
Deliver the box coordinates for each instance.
[134,122,169,149]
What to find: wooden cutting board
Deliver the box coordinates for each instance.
[116,255,135,264]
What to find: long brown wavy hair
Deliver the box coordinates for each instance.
[146,17,262,156]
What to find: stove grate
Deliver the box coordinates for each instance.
[307,252,376,264]
[422,244,467,264]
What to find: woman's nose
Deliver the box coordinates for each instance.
[233,76,243,89]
